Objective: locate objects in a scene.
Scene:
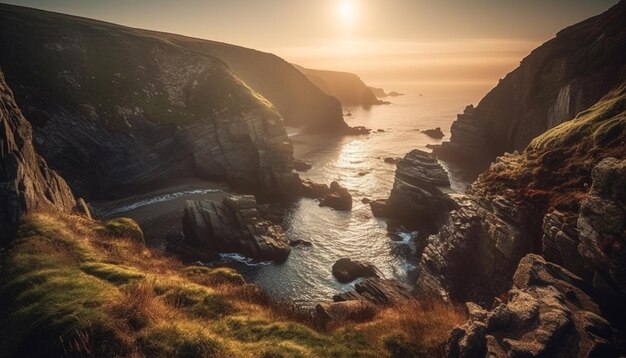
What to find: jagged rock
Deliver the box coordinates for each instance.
[333,278,414,305]
[415,192,538,304]
[75,198,92,220]
[432,0,626,172]
[303,180,352,211]
[386,149,456,233]
[315,300,377,322]
[181,195,290,262]
[384,157,400,164]
[1,68,75,243]
[320,181,352,211]
[332,258,380,283]
[577,158,626,306]
[369,199,390,218]
[421,127,445,139]
[541,210,585,276]
[293,159,313,172]
[447,254,616,358]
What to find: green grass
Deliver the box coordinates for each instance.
[97,217,145,244]
[0,212,464,357]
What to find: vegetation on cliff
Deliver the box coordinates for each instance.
[0,211,465,357]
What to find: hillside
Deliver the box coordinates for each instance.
[0,210,465,357]
[0,4,302,200]
[295,66,384,107]
[432,0,626,172]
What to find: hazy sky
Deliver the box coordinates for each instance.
[1,0,619,89]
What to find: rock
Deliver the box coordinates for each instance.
[447,254,616,358]
[290,239,312,247]
[332,258,380,283]
[369,199,390,218]
[300,179,330,198]
[293,159,313,172]
[358,171,369,176]
[386,149,456,233]
[333,278,414,305]
[377,129,385,132]
[315,300,377,322]
[384,157,400,164]
[75,198,92,220]
[181,195,290,262]
[361,197,371,204]
[421,127,445,139]
[319,181,352,211]
[1,68,75,244]
[577,158,626,307]
[345,126,370,135]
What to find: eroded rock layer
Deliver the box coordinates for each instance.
[0,68,75,243]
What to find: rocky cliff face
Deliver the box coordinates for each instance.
[0,68,75,243]
[415,80,626,318]
[0,4,301,200]
[295,66,384,107]
[433,0,626,172]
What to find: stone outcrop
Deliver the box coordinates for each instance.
[577,158,626,307]
[386,149,456,233]
[0,4,312,200]
[332,258,380,283]
[333,278,414,306]
[369,199,390,218]
[447,254,615,358]
[301,179,352,211]
[0,68,75,243]
[181,195,290,262]
[421,127,445,139]
[432,0,626,172]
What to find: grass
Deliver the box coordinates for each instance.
[0,211,466,357]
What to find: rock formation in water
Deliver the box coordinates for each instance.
[0,4,312,200]
[432,1,626,172]
[421,127,445,139]
[333,278,414,306]
[368,87,404,98]
[448,254,616,357]
[180,195,291,262]
[296,65,385,107]
[332,258,380,283]
[386,149,456,233]
[301,179,353,211]
[0,68,75,243]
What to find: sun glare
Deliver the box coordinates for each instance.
[337,0,357,26]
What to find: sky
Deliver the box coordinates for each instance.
[1,0,619,91]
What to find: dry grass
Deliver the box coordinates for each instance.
[0,211,466,357]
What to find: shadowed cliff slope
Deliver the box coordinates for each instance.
[295,65,383,107]
[433,0,626,172]
[0,68,75,243]
[0,4,302,200]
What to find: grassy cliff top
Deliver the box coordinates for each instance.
[0,212,464,357]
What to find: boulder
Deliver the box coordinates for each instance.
[181,195,290,262]
[386,149,456,233]
[293,159,313,172]
[332,258,379,283]
[447,254,616,358]
[421,127,445,139]
[319,181,352,211]
[333,278,414,305]
[384,157,401,164]
[369,199,390,218]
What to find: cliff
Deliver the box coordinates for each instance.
[415,80,626,317]
[295,66,384,107]
[0,68,75,243]
[0,4,302,200]
[433,0,626,172]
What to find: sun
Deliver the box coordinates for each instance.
[337,0,357,26]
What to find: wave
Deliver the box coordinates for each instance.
[104,188,223,215]
[218,253,273,267]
